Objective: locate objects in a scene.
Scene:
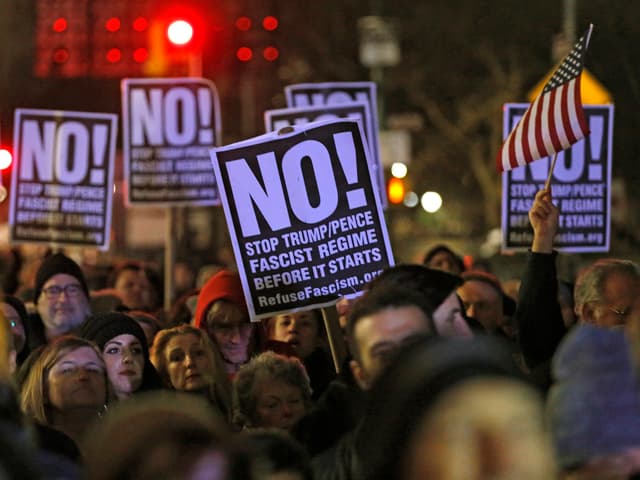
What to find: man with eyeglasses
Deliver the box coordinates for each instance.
[28,253,92,352]
[516,189,640,390]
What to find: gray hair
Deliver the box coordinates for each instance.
[574,259,640,313]
[232,351,312,428]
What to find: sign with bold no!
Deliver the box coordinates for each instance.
[502,104,614,252]
[284,82,386,208]
[122,77,221,206]
[210,119,394,320]
[9,109,117,250]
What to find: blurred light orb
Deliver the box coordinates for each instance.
[167,20,194,46]
[421,191,442,213]
[0,149,12,170]
[390,162,408,178]
[403,191,419,208]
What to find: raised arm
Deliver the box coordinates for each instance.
[515,188,567,369]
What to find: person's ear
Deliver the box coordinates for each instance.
[577,303,596,324]
[350,359,370,390]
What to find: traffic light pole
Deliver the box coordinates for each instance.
[163,49,203,312]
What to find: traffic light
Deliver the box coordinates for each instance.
[233,12,280,64]
[387,177,405,205]
[145,4,208,76]
[91,4,153,77]
[33,0,90,77]
[33,0,155,78]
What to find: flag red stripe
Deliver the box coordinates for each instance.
[545,89,563,152]
[533,93,548,158]
[520,101,534,164]
[561,85,577,144]
[507,119,519,170]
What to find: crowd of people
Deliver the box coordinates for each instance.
[1,187,640,479]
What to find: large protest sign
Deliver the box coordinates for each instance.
[210,119,394,320]
[122,77,221,205]
[284,82,386,208]
[502,104,614,252]
[9,109,117,250]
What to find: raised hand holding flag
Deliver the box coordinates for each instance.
[497,24,594,173]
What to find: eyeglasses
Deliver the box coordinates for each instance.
[41,284,84,299]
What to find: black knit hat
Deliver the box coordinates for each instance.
[78,312,162,392]
[79,312,147,353]
[34,253,89,304]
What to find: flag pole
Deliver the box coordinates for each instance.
[544,152,559,190]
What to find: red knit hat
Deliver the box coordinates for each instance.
[194,270,249,328]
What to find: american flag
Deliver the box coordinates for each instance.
[497,24,594,172]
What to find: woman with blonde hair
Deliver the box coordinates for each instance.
[151,324,231,420]
[21,335,110,451]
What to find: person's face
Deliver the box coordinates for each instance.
[254,378,307,431]
[37,273,91,337]
[165,333,213,392]
[115,269,147,310]
[270,311,319,359]
[47,346,107,413]
[433,293,473,338]
[427,251,462,275]
[588,271,640,328]
[404,378,557,480]
[204,301,253,366]
[1,303,26,353]
[457,281,503,332]
[351,305,431,389]
[102,334,144,399]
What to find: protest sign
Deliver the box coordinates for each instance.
[265,102,371,134]
[9,109,117,250]
[284,82,386,207]
[122,77,221,205]
[502,104,613,252]
[210,119,394,320]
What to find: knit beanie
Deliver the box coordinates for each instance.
[34,253,89,304]
[78,312,162,391]
[548,324,640,470]
[194,270,248,328]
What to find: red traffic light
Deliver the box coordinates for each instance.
[105,17,121,32]
[236,46,253,62]
[167,19,194,46]
[235,16,252,31]
[0,149,12,171]
[262,16,278,31]
[52,17,67,33]
[263,46,279,61]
